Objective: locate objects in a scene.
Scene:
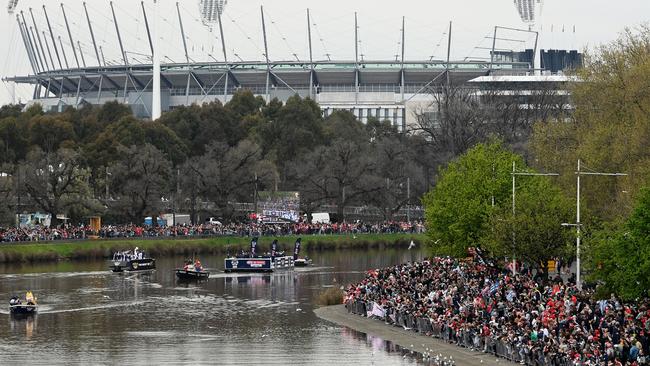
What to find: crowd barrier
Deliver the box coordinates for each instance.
[346,300,577,366]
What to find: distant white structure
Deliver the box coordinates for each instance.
[6,0,19,14]
[199,0,227,26]
[514,0,543,28]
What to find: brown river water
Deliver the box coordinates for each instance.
[0,248,426,365]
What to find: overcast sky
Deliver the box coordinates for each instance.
[1,0,649,105]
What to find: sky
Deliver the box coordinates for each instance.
[0,0,649,105]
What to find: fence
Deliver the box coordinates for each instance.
[346,300,576,366]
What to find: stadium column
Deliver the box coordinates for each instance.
[16,15,38,74]
[29,7,50,71]
[152,0,161,120]
[354,12,359,105]
[261,6,271,103]
[400,16,405,103]
[61,4,80,69]
[446,21,452,86]
[58,36,70,69]
[176,2,192,105]
[21,12,43,73]
[83,2,102,67]
[307,9,314,100]
[216,1,229,102]
[43,5,63,69]
[42,31,56,73]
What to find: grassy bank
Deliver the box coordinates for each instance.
[0,233,427,264]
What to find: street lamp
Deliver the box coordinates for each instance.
[511,161,559,275]
[564,159,627,291]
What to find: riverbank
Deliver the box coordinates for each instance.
[314,305,516,366]
[0,233,426,264]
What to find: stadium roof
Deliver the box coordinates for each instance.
[5,60,531,95]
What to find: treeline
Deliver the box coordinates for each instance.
[425,26,650,300]
[0,93,432,226]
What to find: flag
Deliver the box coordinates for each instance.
[271,239,278,257]
[293,238,302,260]
[371,302,386,318]
[250,237,258,257]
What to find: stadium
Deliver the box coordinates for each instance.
[3,0,579,130]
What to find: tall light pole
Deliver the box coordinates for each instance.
[511,161,559,275]
[562,159,626,291]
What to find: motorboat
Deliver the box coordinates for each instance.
[175,259,210,280]
[9,292,38,315]
[294,257,312,267]
[110,248,156,272]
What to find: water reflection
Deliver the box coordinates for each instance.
[0,249,425,364]
[9,315,37,339]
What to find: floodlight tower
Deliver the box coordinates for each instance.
[514,0,544,30]
[199,0,227,27]
[7,0,19,14]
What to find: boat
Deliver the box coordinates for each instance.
[224,238,295,273]
[294,257,312,267]
[175,259,210,280]
[9,292,38,315]
[109,248,156,272]
[292,238,312,267]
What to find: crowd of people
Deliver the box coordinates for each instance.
[345,251,650,365]
[0,221,425,243]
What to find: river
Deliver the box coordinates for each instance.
[0,248,426,365]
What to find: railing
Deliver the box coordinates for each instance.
[346,300,576,366]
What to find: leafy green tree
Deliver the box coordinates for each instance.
[28,115,77,153]
[423,141,525,256]
[227,90,265,118]
[0,117,28,163]
[531,26,650,222]
[255,95,324,183]
[323,110,369,144]
[481,176,573,277]
[588,187,650,300]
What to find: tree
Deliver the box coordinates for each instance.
[28,115,77,153]
[423,141,525,257]
[255,95,324,183]
[0,117,28,163]
[589,187,650,300]
[481,176,573,278]
[17,148,97,226]
[531,26,650,222]
[292,138,377,220]
[109,144,171,224]
[199,140,276,219]
[367,135,423,220]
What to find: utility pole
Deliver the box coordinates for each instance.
[563,159,626,290]
[512,161,558,275]
[406,177,411,223]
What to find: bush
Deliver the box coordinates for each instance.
[314,287,344,306]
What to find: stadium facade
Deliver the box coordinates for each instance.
[3,2,577,131]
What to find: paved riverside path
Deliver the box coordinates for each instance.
[314,305,518,366]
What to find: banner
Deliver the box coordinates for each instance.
[257,191,300,223]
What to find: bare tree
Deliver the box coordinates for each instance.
[17,148,96,226]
